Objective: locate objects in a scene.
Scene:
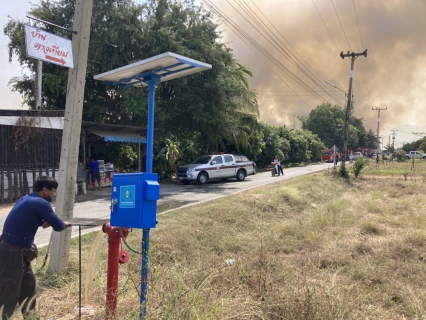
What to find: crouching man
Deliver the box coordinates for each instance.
[0,176,71,319]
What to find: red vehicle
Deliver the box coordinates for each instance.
[322,148,341,163]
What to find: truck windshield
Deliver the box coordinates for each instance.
[192,155,212,164]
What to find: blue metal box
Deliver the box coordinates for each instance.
[110,172,159,228]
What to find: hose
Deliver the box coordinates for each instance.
[119,227,142,255]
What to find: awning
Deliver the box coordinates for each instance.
[87,130,147,143]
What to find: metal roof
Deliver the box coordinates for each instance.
[0,110,162,145]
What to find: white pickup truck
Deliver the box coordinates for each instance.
[405,151,426,159]
[177,154,256,185]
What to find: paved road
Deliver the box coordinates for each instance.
[0,162,336,246]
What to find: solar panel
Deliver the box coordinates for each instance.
[94,52,212,87]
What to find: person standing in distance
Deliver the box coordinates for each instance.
[0,176,71,320]
[89,157,102,190]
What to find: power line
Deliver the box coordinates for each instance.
[202,0,338,110]
[225,0,343,105]
[351,0,385,103]
[246,0,345,104]
[330,0,375,105]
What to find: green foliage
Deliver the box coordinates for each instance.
[350,157,369,177]
[394,150,407,161]
[92,143,138,172]
[301,102,375,151]
[4,0,262,171]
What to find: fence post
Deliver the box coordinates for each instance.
[6,170,12,202]
[0,169,4,204]
[13,170,18,200]
[32,169,36,191]
[23,170,30,195]
[18,170,23,198]
[39,168,42,179]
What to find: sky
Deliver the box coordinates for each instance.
[1,0,426,148]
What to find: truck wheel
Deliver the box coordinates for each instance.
[406,156,410,159]
[197,172,208,184]
[181,180,191,185]
[236,169,246,181]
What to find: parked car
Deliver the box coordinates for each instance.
[322,151,334,162]
[177,154,256,185]
[352,152,363,159]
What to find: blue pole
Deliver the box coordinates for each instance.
[140,228,150,318]
[140,74,160,320]
[145,75,160,173]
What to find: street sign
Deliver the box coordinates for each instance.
[24,25,74,68]
[330,145,339,152]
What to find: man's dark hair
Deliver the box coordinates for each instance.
[33,176,58,192]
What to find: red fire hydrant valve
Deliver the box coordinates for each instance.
[119,250,129,264]
[102,222,130,319]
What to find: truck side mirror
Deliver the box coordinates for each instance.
[211,161,217,165]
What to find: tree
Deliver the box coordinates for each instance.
[4,0,260,172]
[301,102,370,151]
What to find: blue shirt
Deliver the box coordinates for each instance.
[1,193,66,249]
[89,160,100,174]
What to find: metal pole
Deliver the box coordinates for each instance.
[140,229,150,318]
[79,225,82,320]
[140,74,160,319]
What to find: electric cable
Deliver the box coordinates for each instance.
[120,227,142,255]
[202,0,336,109]
[229,0,344,105]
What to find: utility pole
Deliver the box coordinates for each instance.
[372,107,387,163]
[36,60,42,110]
[390,129,397,152]
[49,0,93,273]
[340,50,367,173]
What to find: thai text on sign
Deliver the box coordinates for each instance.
[24,25,74,68]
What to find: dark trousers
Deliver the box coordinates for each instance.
[0,246,37,320]
[278,165,284,175]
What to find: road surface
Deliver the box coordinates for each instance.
[0,162,336,246]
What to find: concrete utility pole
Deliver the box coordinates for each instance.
[390,129,397,152]
[340,50,367,173]
[49,0,93,273]
[36,60,42,110]
[372,107,387,163]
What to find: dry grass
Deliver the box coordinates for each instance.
[20,167,426,319]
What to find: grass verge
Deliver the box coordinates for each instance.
[25,167,426,319]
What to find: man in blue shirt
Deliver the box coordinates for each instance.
[89,157,102,191]
[0,176,71,319]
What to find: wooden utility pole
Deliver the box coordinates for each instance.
[49,0,93,273]
[36,61,42,110]
[340,50,367,173]
[372,107,387,163]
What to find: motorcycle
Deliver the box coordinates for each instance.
[271,162,280,176]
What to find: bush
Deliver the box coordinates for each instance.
[350,157,369,177]
[394,150,407,161]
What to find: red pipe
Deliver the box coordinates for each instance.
[102,223,130,319]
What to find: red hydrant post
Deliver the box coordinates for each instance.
[102,222,130,319]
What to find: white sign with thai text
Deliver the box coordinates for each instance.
[24,25,74,68]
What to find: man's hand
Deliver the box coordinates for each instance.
[42,220,50,229]
[64,221,72,228]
